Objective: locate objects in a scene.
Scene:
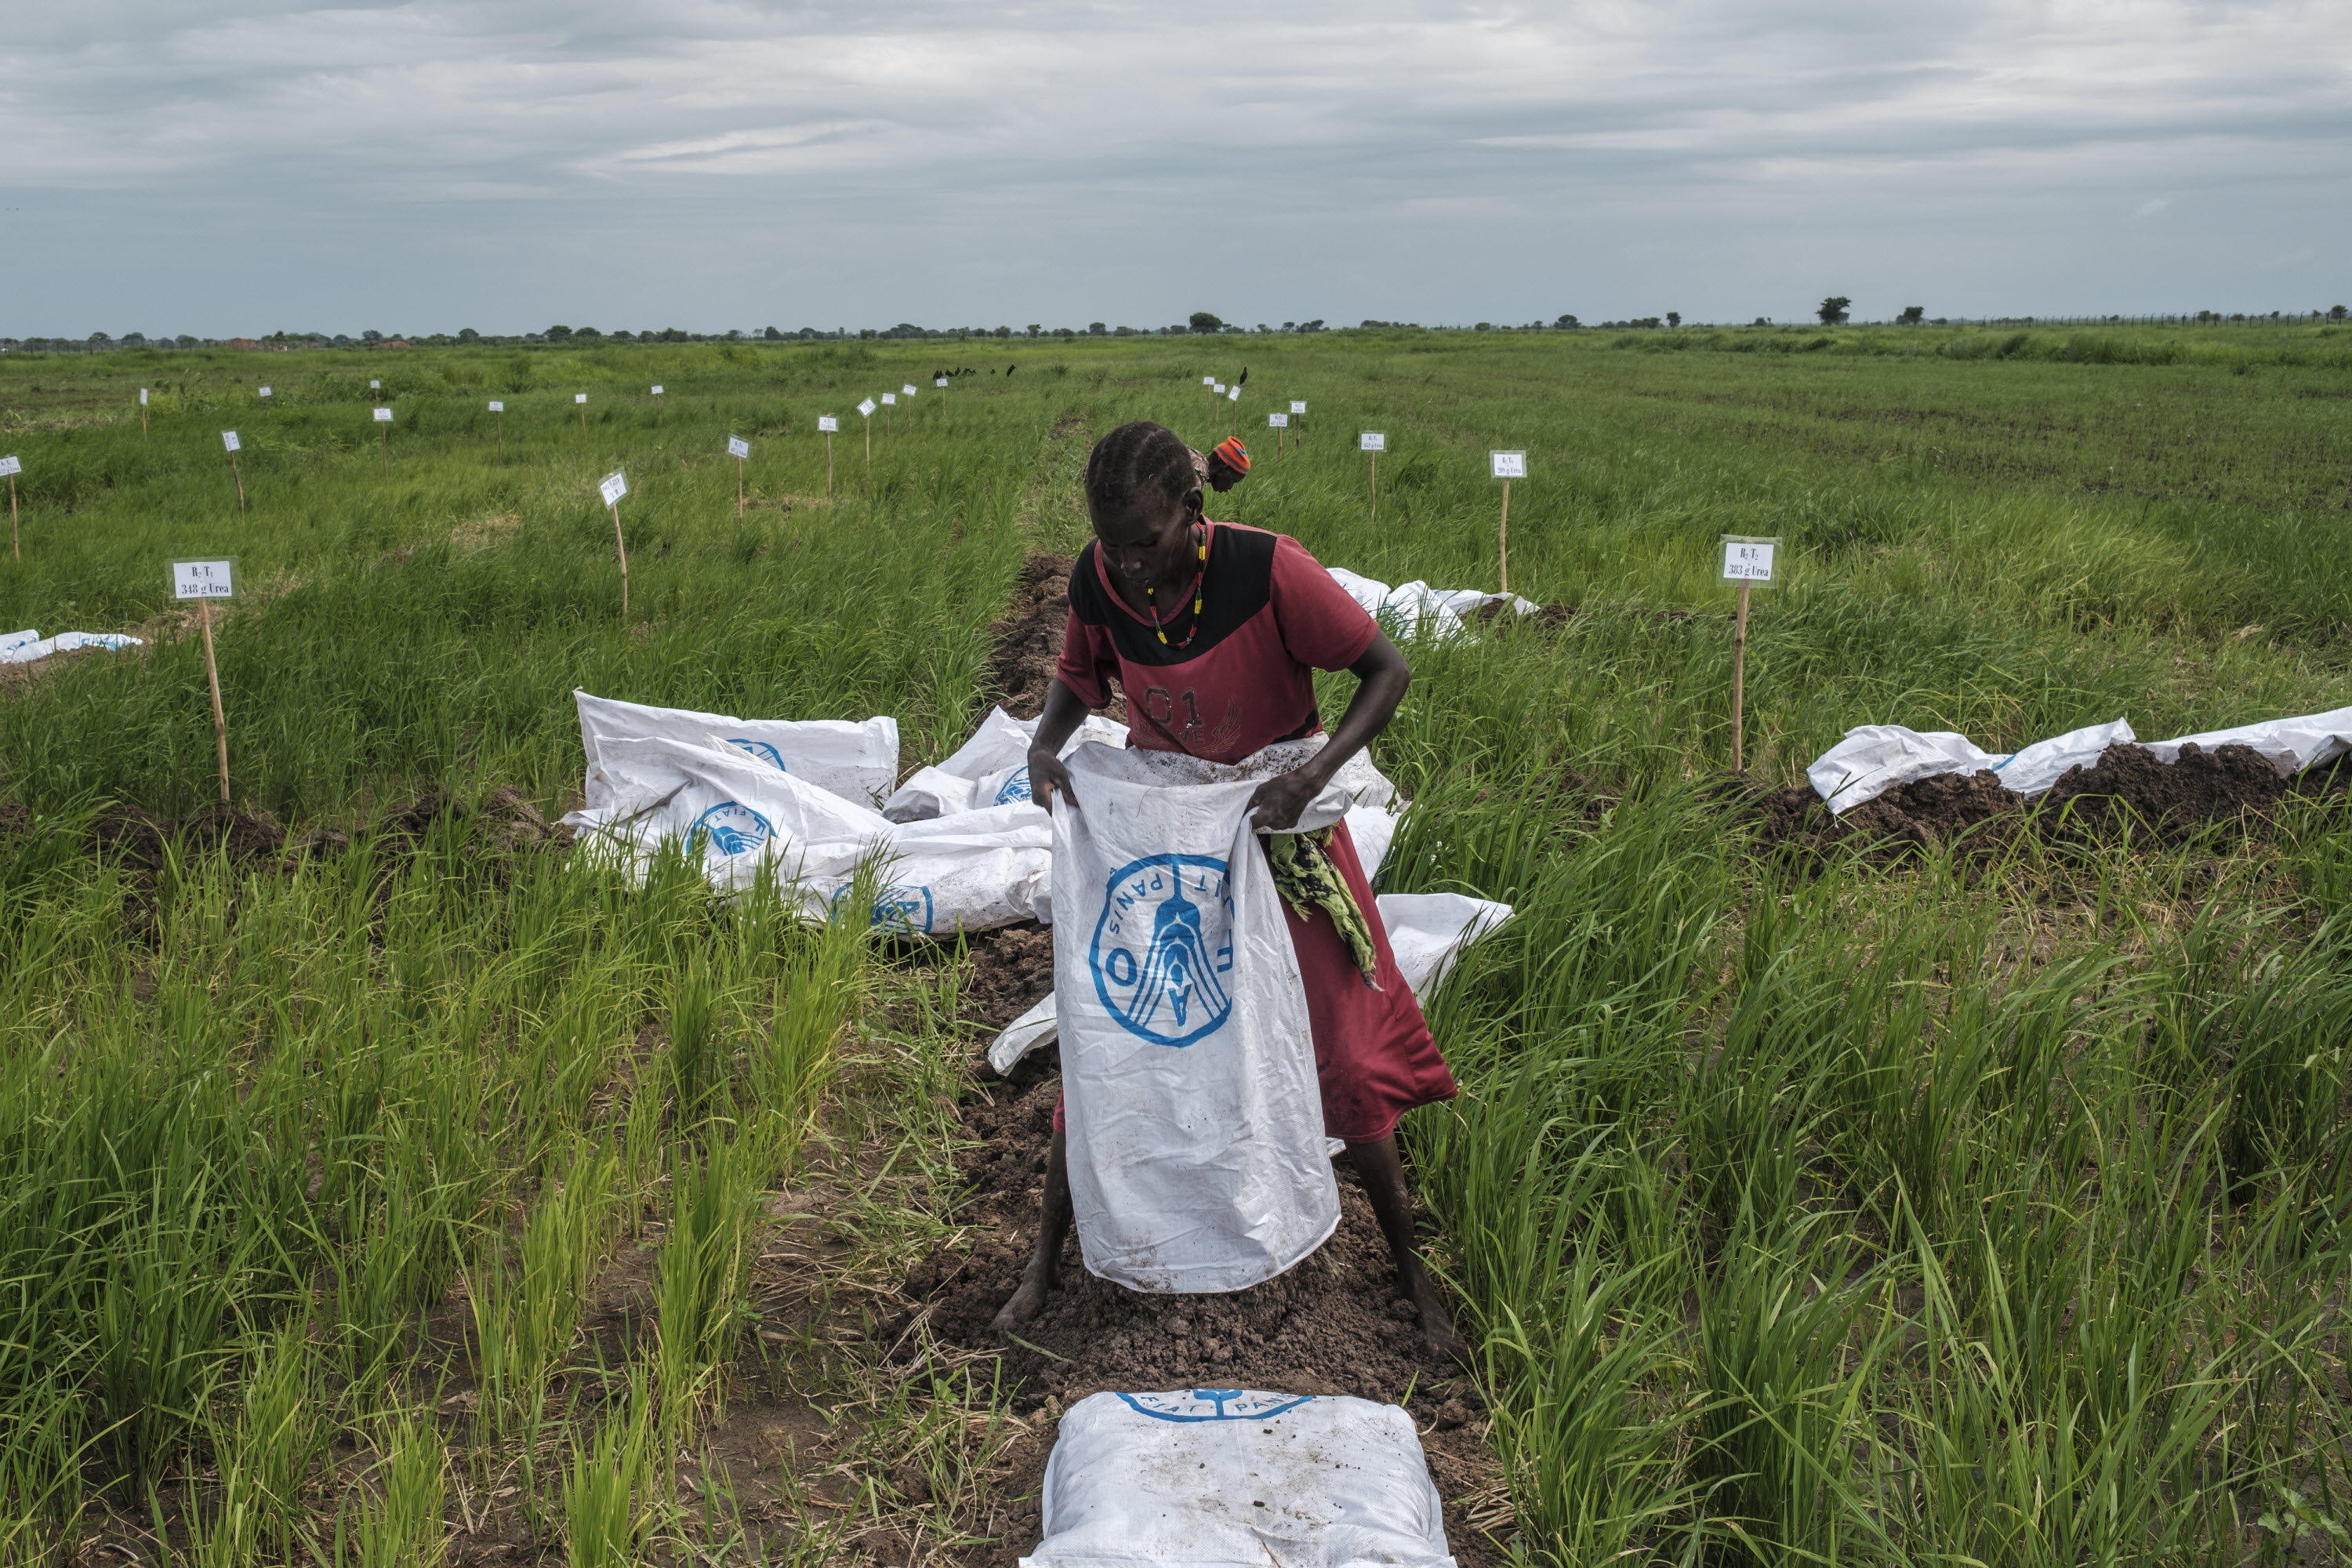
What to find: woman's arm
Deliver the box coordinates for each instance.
[1247,630,1410,830]
[1025,677,1093,813]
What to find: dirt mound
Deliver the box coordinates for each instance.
[2042,741,2288,841]
[958,921,1056,1033]
[901,1048,1501,1566]
[987,554,1077,718]
[1733,740,2325,862]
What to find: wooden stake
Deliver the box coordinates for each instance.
[495,410,504,466]
[826,433,834,498]
[609,501,630,619]
[735,456,745,520]
[230,453,245,514]
[1730,581,1751,773]
[379,423,389,480]
[579,402,587,435]
[199,598,230,804]
[140,401,149,441]
[1368,451,1378,526]
[864,419,872,486]
[1497,478,1511,596]
[7,475,15,561]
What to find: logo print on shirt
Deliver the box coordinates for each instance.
[1090,854,1235,1047]
[690,801,771,856]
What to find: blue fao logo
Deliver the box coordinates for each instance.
[829,882,934,934]
[1090,854,1234,1047]
[724,739,786,770]
[993,766,1033,805]
[691,801,771,856]
[1115,1390,1316,1423]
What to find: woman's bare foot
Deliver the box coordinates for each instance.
[1409,1269,1470,1363]
[993,1253,1054,1334]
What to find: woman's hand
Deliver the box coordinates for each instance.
[1247,763,1327,833]
[1028,746,1077,814]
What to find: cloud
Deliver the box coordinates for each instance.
[2133,198,2171,217]
[2,0,2347,332]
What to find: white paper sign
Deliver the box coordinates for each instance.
[727,436,750,459]
[652,385,664,395]
[1269,413,1289,427]
[818,416,840,432]
[139,388,148,405]
[1722,536,1779,583]
[370,379,380,390]
[858,399,877,418]
[488,401,504,412]
[258,387,272,398]
[172,559,234,599]
[880,393,896,405]
[1203,376,1215,386]
[901,383,917,396]
[935,377,948,387]
[0,456,19,477]
[575,394,588,405]
[1213,383,1225,394]
[1359,433,1385,452]
[1490,450,1526,480]
[373,407,393,423]
[222,431,241,452]
[599,470,627,508]
[1290,401,1306,414]
[1228,387,1241,401]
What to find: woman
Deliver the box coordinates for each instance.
[993,420,1463,1354]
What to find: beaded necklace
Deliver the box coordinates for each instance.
[1145,524,1210,648]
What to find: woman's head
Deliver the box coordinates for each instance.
[1083,421,1203,595]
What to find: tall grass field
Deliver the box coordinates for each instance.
[1,322,2347,1564]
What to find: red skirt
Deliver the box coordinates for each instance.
[1053,818,1457,1143]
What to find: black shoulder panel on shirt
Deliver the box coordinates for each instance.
[1068,528,1276,668]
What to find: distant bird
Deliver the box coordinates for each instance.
[1007,364,1017,377]
[1237,368,1249,387]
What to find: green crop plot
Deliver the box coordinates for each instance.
[0,325,2347,1563]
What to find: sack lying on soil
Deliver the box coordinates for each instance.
[564,732,1051,933]
[882,703,1128,822]
[1326,568,1534,643]
[1809,703,2352,814]
[2,628,143,666]
[1023,1389,1454,1568]
[575,689,899,808]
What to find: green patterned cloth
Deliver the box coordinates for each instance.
[1263,827,1381,987]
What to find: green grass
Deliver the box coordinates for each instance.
[1,328,2347,1562]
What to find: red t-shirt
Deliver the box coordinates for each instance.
[1055,524,1377,764]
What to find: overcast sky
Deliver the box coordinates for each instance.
[4,0,2346,338]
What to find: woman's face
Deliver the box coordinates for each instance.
[1091,486,1203,597]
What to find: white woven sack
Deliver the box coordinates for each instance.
[1051,743,1343,1294]
[574,689,899,807]
[1022,1389,1454,1568]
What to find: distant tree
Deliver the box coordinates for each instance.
[1752,318,1771,327]
[2332,304,2348,321]
[544,325,573,342]
[1817,296,1851,325]
[1026,324,1041,337]
[1299,320,1325,332]
[457,327,480,341]
[994,325,1012,338]
[574,326,602,340]
[1087,321,1106,336]
[1474,321,1491,332]
[1189,312,1224,334]
[1896,306,1925,325]
[1666,312,1681,328]
[178,334,199,347]
[1554,314,1580,329]
[88,332,112,343]
[1113,325,1135,336]
[1054,327,1075,338]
